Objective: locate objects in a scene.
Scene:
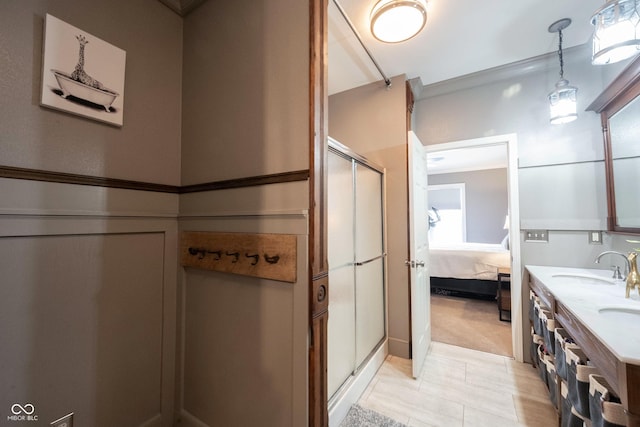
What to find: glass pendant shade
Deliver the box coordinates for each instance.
[591,0,640,64]
[549,79,578,124]
[370,0,427,43]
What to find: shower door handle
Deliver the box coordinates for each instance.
[355,253,386,266]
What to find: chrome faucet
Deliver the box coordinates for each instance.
[594,250,640,298]
[594,251,630,277]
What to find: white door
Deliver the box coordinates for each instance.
[408,131,431,378]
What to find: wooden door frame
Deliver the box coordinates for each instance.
[309,0,329,425]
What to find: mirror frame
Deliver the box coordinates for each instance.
[587,55,640,234]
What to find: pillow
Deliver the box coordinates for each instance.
[501,234,510,250]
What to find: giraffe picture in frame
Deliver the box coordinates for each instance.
[40,14,126,126]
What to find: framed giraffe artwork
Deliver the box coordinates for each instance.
[40,14,126,127]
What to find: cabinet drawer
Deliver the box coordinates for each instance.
[529,275,555,311]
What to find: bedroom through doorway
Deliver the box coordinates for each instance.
[425,135,522,360]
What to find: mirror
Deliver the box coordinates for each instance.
[609,95,640,228]
[588,56,640,234]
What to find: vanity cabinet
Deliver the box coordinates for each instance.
[529,272,640,427]
[587,55,640,234]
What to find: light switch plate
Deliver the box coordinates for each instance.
[524,230,549,242]
[589,231,603,244]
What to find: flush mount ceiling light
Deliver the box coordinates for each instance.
[370,0,427,43]
[591,0,640,65]
[548,18,578,125]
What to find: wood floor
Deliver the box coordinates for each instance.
[357,342,558,426]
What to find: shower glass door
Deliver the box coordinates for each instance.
[327,147,386,399]
[327,150,356,399]
[354,163,385,368]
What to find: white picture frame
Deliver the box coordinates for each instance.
[40,14,126,127]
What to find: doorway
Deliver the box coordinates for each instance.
[425,134,523,361]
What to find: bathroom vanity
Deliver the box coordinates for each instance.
[527,265,640,427]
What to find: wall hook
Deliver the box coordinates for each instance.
[264,254,280,264]
[226,251,240,263]
[245,253,259,265]
[188,247,206,259]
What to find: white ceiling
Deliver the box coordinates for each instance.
[329,0,605,95]
[427,144,508,175]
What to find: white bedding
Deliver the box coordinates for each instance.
[429,242,510,281]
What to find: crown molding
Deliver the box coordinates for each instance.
[416,43,592,100]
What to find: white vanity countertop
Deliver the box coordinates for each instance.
[526,265,640,365]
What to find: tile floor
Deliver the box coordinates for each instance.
[357,342,558,427]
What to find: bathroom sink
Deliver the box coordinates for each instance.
[551,272,616,286]
[598,306,640,320]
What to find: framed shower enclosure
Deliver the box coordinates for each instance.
[327,138,387,425]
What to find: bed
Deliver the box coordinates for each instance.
[429,242,511,297]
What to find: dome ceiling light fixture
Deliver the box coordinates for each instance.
[591,0,640,65]
[548,18,578,125]
[370,0,428,43]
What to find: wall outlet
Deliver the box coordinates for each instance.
[524,230,549,242]
[51,413,73,427]
[589,231,603,244]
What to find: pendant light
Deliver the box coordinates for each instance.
[548,19,578,125]
[370,0,427,43]
[591,0,640,65]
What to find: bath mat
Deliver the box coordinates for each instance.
[339,404,408,427]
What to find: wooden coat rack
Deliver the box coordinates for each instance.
[180,231,297,283]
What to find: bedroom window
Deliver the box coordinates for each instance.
[427,183,466,244]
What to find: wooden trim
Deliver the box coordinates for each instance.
[309,0,328,277]
[180,170,309,193]
[0,165,309,194]
[309,0,329,424]
[406,80,414,130]
[309,297,329,427]
[587,55,640,113]
[587,54,640,235]
[0,165,180,193]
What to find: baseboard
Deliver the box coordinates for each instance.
[388,337,410,359]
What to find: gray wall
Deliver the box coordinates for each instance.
[0,2,182,426]
[181,0,308,184]
[412,42,638,361]
[0,1,310,426]
[414,43,634,267]
[0,0,183,185]
[177,1,310,426]
[429,168,508,244]
[328,75,411,358]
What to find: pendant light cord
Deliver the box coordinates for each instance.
[557,29,565,80]
[332,0,392,88]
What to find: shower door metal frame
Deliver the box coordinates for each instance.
[327,138,387,402]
